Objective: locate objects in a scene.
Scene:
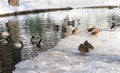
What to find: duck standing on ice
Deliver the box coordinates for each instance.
[78,40,94,55]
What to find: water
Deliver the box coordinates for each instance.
[0,13,63,72]
[0,8,120,73]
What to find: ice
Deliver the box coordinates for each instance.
[1,0,120,14]
[13,30,120,73]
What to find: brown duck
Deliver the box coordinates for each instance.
[78,40,94,55]
[88,26,97,32]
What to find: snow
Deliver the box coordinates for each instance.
[1,0,120,14]
[13,30,120,73]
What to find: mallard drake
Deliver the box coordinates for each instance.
[36,39,44,48]
[30,36,43,48]
[30,36,40,44]
[53,25,59,31]
[14,41,24,49]
[88,26,97,32]
[110,22,115,29]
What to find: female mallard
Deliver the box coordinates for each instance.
[78,44,88,55]
[88,26,97,32]
[0,38,8,45]
[91,29,100,37]
[0,31,9,39]
[14,41,24,49]
[72,28,80,35]
[78,40,94,55]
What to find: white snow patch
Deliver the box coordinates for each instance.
[13,31,120,73]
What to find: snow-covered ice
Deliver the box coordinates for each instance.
[13,30,120,73]
[1,0,120,14]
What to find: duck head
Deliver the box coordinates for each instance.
[36,39,43,48]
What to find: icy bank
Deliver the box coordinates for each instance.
[13,30,120,73]
[1,0,120,14]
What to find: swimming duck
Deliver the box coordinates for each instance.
[14,41,24,49]
[30,36,43,48]
[36,39,44,48]
[110,22,115,29]
[0,38,8,45]
[88,26,97,32]
[30,36,40,44]
[0,31,9,39]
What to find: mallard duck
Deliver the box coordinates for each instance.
[110,22,115,29]
[30,36,43,48]
[53,25,59,31]
[72,28,80,35]
[0,31,9,39]
[14,41,24,49]
[88,26,97,32]
[83,40,94,50]
[78,44,89,55]
[36,39,44,48]
[0,38,8,45]
[30,36,40,44]
[78,40,94,55]
[91,29,100,37]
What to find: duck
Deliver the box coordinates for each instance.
[53,25,59,31]
[91,29,100,37]
[36,39,44,48]
[110,22,115,29]
[0,38,8,45]
[30,36,40,44]
[88,26,97,32]
[14,41,24,49]
[30,36,43,48]
[72,28,80,35]
[78,40,94,55]
[0,31,10,39]
[78,44,88,55]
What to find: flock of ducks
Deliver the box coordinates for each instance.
[72,26,100,55]
[1,21,100,56]
[0,30,43,49]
